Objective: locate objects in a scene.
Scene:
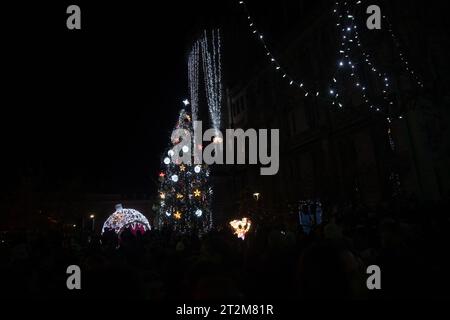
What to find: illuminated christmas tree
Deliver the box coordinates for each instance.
[157,107,213,235]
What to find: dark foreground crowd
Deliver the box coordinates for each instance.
[1,200,450,300]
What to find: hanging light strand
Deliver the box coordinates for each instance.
[188,29,223,132]
[239,0,411,122]
[354,0,424,88]
[188,41,200,122]
[330,1,391,119]
[352,0,413,119]
[385,16,424,88]
[201,29,223,132]
[330,1,407,121]
[238,0,312,95]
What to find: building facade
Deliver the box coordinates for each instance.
[214,1,450,222]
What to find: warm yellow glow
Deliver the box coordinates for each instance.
[180,164,186,171]
[176,193,184,199]
[174,211,182,220]
[160,192,166,199]
[229,217,252,240]
[194,189,201,197]
[90,214,95,219]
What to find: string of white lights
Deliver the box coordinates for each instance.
[330,1,397,121]
[238,0,314,97]
[385,17,424,88]
[188,41,200,122]
[352,0,403,149]
[238,0,426,123]
[238,0,391,118]
[331,4,372,111]
[351,0,412,120]
[354,0,423,88]
[201,29,222,132]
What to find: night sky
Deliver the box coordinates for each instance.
[1,0,295,196]
[2,1,230,195]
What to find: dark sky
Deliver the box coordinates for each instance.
[2,1,231,195]
[1,0,293,196]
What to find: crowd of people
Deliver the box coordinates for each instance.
[1,199,449,299]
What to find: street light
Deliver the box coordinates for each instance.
[89,214,95,232]
[253,193,261,201]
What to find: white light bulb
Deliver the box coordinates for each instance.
[171,175,179,182]
[195,209,203,217]
[194,165,201,173]
[164,157,171,165]
[182,145,189,153]
[168,150,175,157]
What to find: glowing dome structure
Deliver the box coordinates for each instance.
[102,204,151,235]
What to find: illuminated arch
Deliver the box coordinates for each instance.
[102,205,151,235]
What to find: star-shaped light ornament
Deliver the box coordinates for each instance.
[174,211,182,220]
